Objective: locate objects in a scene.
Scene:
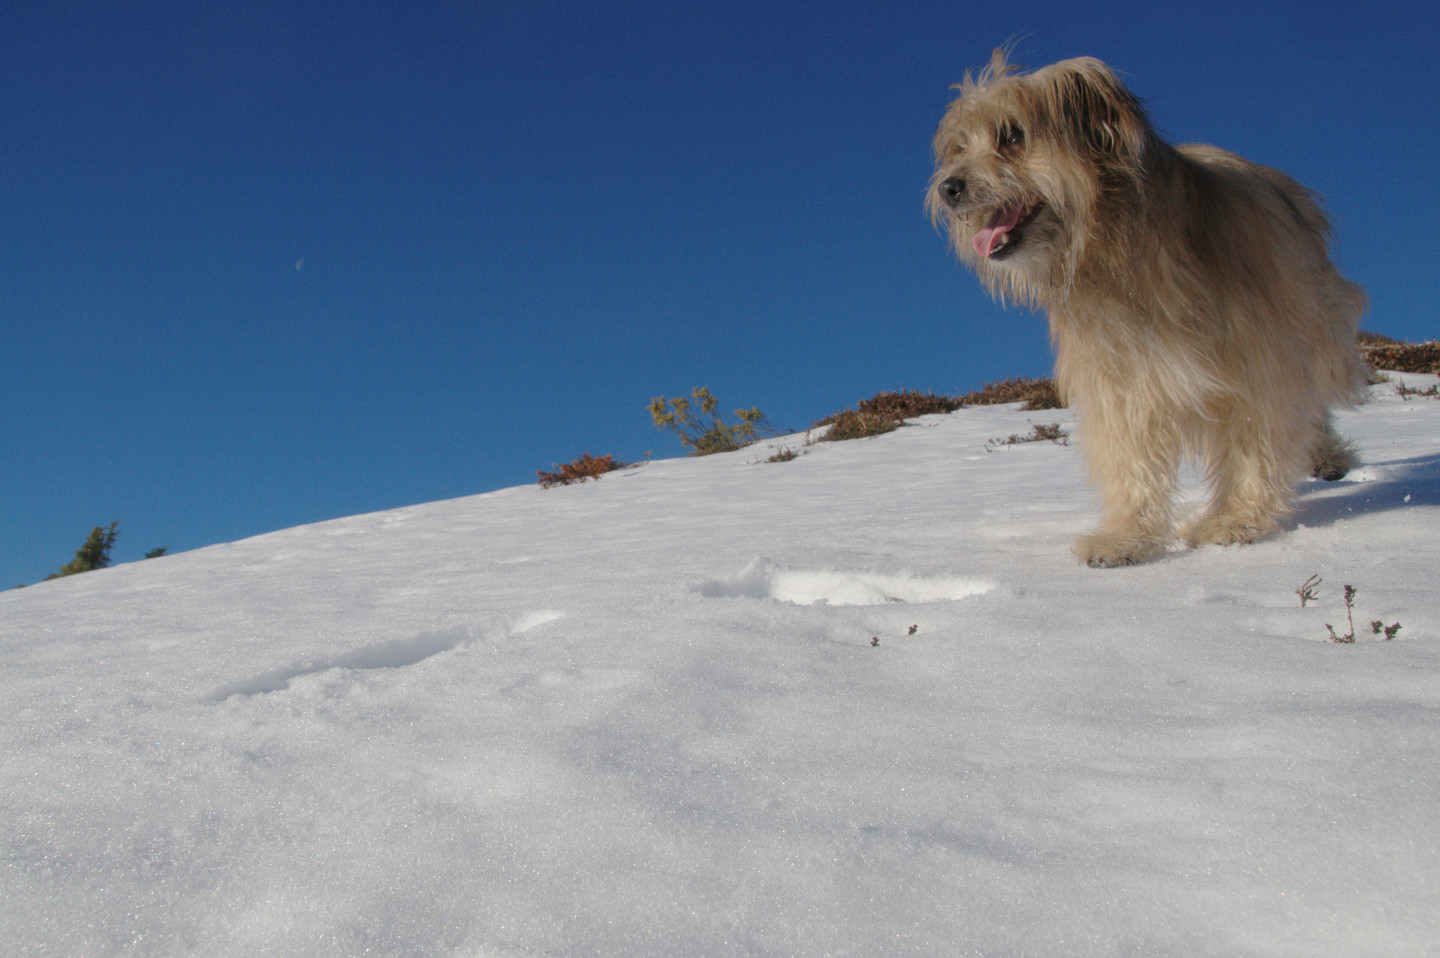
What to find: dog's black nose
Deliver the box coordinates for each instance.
[939,177,967,209]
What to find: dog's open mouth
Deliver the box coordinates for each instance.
[973,203,1041,260]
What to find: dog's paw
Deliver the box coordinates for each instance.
[1181,513,1277,548]
[1309,432,1358,482]
[1180,512,1284,550]
[1072,531,1163,568]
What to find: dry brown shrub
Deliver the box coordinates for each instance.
[810,390,960,443]
[537,453,624,489]
[854,389,963,419]
[764,445,802,463]
[1360,340,1440,375]
[810,409,901,442]
[958,376,1063,410]
[985,422,1070,451]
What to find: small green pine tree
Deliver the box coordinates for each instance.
[45,522,119,580]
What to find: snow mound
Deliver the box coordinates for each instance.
[203,630,470,701]
[698,557,995,605]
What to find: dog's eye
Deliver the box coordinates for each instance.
[998,124,1024,149]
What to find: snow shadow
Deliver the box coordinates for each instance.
[698,558,994,607]
[1292,453,1440,529]
[203,630,468,702]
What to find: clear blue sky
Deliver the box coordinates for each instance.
[4,0,1437,587]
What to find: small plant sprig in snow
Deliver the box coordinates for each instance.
[1325,584,1401,643]
[1326,585,1359,643]
[1395,381,1440,400]
[985,422,1069,452]
[763,445,802,463]
[1371,620,1403,640]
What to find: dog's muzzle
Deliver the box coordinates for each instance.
[938,177,968,210]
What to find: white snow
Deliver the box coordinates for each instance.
[3,375,1438,957]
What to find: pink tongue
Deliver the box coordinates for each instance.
[973,205,1026,258]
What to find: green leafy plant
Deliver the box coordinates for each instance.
[649,387,770,456]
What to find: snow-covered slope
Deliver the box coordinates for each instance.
[4,376,1438,957]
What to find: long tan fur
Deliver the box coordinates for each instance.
[927,51,1367,566]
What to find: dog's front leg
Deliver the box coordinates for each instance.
[1071,409,1179,567]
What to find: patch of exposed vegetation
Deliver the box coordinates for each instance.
[852,390,963,420]
[1359,339,1440,376]
[809,409,901,442]
[1394,381,1440,400]
[985,422,1070,451]
[538,453,626,488]
[649,387,771,456]
[1322,583,1401,643]
[762,445,803,463]
[810,390,963,443]
[958,376,1063,410]
[45,522,119,581]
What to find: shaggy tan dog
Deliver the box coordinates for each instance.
[927,50,1368,566]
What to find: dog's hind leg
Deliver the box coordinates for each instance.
[1309,410,1358,481]
[1184,409,1303,547]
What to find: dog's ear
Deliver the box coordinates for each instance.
[978,46,1018,86]
[964,46,1021,96]
[1041,58,1150,164]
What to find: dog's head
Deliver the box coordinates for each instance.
[926,50,1155,304]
